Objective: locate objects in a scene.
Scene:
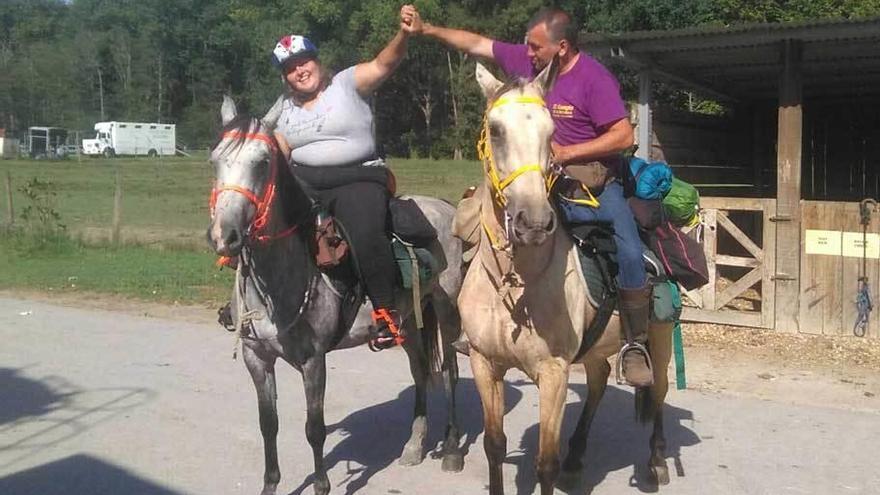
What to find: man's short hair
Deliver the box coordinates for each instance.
[527,8,579,49]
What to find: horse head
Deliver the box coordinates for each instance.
[207,95,286,256]
[476,61,557,247]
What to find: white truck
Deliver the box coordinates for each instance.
[82,121,176,157]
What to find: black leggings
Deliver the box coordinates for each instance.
[317,181,395,309]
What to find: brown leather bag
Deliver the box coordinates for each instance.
[314,216,349,270]
[564,161,609,190]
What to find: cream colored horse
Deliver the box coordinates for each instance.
[460,62,674,495]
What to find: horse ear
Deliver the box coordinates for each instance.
[532,57,558,95]
[261,94,284,131]
[475,62,503,99]
[220,95,237,126]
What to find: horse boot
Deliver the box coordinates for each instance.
[369,308,404,351]
[617,286,654,387]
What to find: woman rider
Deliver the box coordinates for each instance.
[270,16,410,351]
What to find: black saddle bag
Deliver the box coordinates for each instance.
[389,197,437,247]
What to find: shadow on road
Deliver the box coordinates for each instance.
[0,454,184,495]
[0,366,156,471]
[288,377,524,495]
[0,367,66,425]
[286,376,698,495]
[514,380,700,495]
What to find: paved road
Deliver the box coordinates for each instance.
[1,297,879,495]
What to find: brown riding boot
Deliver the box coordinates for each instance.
[618,286,655,387]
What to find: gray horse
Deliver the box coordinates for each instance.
[207,97,464,495]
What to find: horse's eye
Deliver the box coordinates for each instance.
[489,123,504,139]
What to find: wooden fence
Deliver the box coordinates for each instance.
[799,201,880,338]
[682,197,776,329]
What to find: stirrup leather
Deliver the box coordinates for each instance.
[615,342,654,386]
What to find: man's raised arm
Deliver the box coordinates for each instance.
[401,4,495,60]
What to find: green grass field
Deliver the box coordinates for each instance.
[0,155,482,304]
[0,155,480,244]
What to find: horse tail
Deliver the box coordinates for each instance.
[420,301,444,378]
[635,386,656,424]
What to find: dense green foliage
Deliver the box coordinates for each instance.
[2,0,878,156]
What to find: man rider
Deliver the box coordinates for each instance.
[401,5,654,387]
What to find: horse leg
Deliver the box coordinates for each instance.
[646,323,673,485]
[435,296,464,472]
[399,321,429,466]
[302,355,331,495]
[559,358,611,487]
[535,361,569,495]
[470,349,507,495]
[242,346,281,495]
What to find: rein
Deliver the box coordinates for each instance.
[210,131,300,249]
[210,129,317,357]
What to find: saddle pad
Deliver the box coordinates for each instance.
[576,245,666,309]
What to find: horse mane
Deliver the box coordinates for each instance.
[488,77,530,106]
[212,114,255,149]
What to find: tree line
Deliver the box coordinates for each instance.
[1,0,878,157]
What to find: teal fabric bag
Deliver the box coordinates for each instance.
[651,279,683,323]
[391,238,437,289]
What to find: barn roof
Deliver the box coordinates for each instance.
[581,16,880,101]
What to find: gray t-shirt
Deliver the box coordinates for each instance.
[276,66,377,167]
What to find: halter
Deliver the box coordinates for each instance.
[209,130,299,246]
[478,95,551,208]
[478,95,555,250]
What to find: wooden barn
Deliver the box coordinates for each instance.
[583,16,880,338]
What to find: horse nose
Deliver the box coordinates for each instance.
[514,209,556,234]
[223,227,243,255]
[209,220,244,256]
[512,208,557,246]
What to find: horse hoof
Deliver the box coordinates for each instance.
[260,484,278,495]
[556,468,581,491]
[313,477,331,495]
[651,464,670,486]
[441,452,464,472]
[399,444,425,466]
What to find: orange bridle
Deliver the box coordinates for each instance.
[209,131,298,245]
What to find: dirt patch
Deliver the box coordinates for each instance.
[75,226,206,250]
[0,289,219,326]
[683,322,880,371]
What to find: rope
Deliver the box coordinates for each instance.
[855,198,877,337]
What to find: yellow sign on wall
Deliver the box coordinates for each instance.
[805,230,842,256]
[842,232,880,259]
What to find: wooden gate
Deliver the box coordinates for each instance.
[681,197,776,329]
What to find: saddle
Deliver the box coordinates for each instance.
[566,220,681,362]
[310,196,441,342]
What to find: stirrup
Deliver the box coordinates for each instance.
[217,302,235,332]
[615,342,653,386]
[369,308,404,352]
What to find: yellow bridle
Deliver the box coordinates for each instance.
[477,95,557,250]
[477,95,550,207]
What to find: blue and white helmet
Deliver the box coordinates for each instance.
[271,34,318,69]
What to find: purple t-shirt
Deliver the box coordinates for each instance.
[492,41,628,172]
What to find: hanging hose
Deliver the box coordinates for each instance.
[854,199,877,337]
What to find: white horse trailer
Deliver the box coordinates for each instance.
[0,130,19,159]
[82,121,175,157]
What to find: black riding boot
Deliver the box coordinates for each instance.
[618,286,654,387]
